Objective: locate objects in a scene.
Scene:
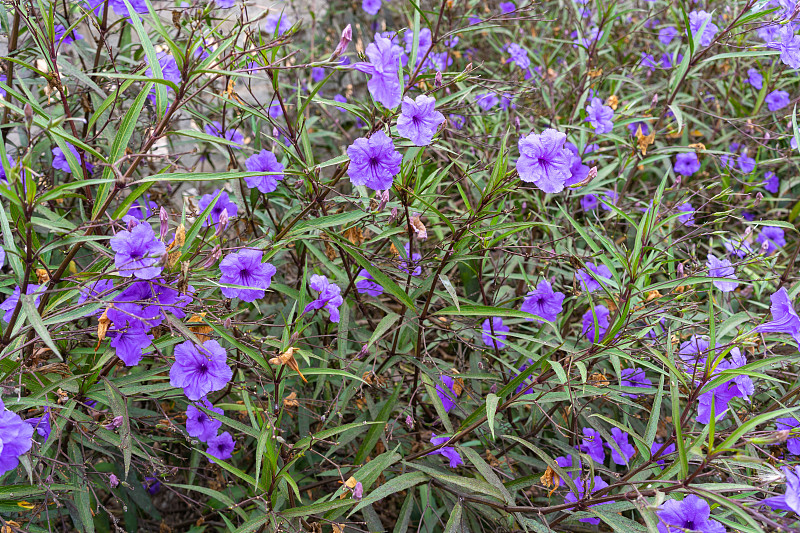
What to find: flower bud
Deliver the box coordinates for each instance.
[753,191,763,208]
[760,240,770,254]
[377,189,390,211]
[24,103,33,130]
[109,473,120,488]
[216,209,229,236]
[434,71,442,87]
[673,175,681,189]
[744,226,752,238]
[677,262,684,278]
[105,415,124,430]
[357,344,369,359]
[352,481,363,500]
[224,317,232,329]
[390,206,398,222]
[330,24,352,61]
[405,414,414,429]
[570,166,597,188]
[490,383,498,394]
[159,206,169,241]
[202,245,221,268]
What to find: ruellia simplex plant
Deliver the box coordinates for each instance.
[0,0,799,532]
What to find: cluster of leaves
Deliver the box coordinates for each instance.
[1,0,800,532]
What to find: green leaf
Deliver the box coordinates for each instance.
[486,393,499,439]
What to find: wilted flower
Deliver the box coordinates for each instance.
[25,408,51,441]
[169,340,233,401]
[346,131,403,191]
[481,317,509,349]
[517,129,572,193]
[396,95,445,146]
[521,279,565,323]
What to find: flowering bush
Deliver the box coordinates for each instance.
[2,0,800,531]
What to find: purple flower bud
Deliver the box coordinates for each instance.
[202,245,222,268]
[405,414,414,429]
[390,206,398,221]
[677,262,684,278]
[434,71,442,87]
[754,191,763,207]
[673,175,681,189]
[224,317,232,329]
[126,217,137,232]
[490,383,498,394]
[357,344,369,359]
[24,103,33,130]
[109,473,120,488]
[216,208,229,235]
[761,240,770,254]
[352,481,363,500]
[744,226,752,238]
[159,207,169,240]
[377,189,390,211]
[105,415,124,430]
[330,24,352,61]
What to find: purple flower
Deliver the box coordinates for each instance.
[475,92,500,111]
[554,455,582,483]
[353,34,402,109]
[768,26,800,69]
[651,441,676,467]
[776,417,800,455]
[428,434,463,468]
[600,190,618,211]
[658,26,678,45]
[109,321,153,366]
[763,171,780,193]
[144,52,181,102]
[581,194,599,211]
[628,121,650,137]
[1,284,43,323]
[333,94,347,112]
[582,305,611,342]
[674,152,701,176]
[620,368,653,399]
[576,262,612,292]
[404,28,433,57]
[657,495,726,533]
[127,198,157,220]
[763,465,800,513]
[399,243,422,276]
[169,340,233,401]
[25,408,51,441]
[737,153,756,173]
[52,143,94,174]
[186,399,223,442]
[696,348,754,424]
[757,226,786,255]
[143,476,161,495]
[449,114,466,130]
[706,253,738,293]
[724,238,753,258]
[264,13,292,36]
[754,287,800,348]
[585,97,614,134]
[396,95,445,146]
[197,190,239,229]
[481,317,510,349]
[578,427,605,463]
[641,53,658,70]
[304,274,343,323]
[110,223,166,280]
[204,121,244,148]
[517,128,572,193]
[356,269,383,297]
[206,431,235,462]
[563,142,590,186]
[688,10,719,47]
[244,150,284,193]
[521,279,565,323]
[564,476,609,525]
[217,0,236,7]
[219,249,276,302]
[346,131,402,191]
[572,27,603,49]
[514,359,535,394]
[311,67,325,82]
[660,52,683,69]
[499,1,515,13]
[435,376,458,412]
[676,202,695,226]
[748,68,763,90]
[0,398,34,476]
[766,90,790,112]
[607,428,636,465]
[54,24,83,46]
[506,43,530,69]
[362,0,381,15]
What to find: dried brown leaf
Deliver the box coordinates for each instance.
[269,347,307,383]
[96,308,112,351]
